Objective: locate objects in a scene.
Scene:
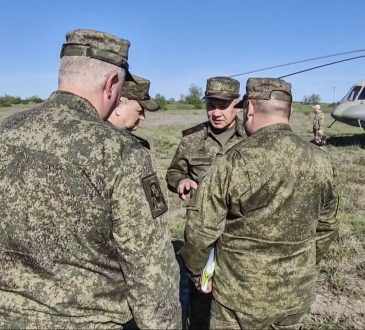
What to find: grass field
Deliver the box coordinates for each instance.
[1,102,365,328]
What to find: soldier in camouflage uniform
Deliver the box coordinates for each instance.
[166,76,246,200]
[0,29,181,329]
[166,77,245,330]
[313,104,326,146]
[108,74,159,133]
[179,78,339,329]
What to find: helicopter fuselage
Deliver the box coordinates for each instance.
[331,82,365,129]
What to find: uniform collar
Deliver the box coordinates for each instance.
[123,131,150,149]
[50,90,103,122]
[205,117,245,140]
[251,123,292,137]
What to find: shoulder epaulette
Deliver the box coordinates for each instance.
[133,134,150,150]
[123,130,150,150]
[182,122,208,137]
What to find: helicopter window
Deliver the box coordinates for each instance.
[357,88,365,100]
[343,85,361,102]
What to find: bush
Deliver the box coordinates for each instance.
[27,95,43,103]
[0,94,43,106]
[0,101,12,107]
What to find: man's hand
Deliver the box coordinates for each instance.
[177,179,198,200]
[196,277,212,293]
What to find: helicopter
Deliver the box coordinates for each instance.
[229,49,365,131]
[330,81,365,130]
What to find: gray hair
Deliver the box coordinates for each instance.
[58,56,124,90]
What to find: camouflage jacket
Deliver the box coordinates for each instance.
[313,112,324,131]
[179,124,339,319]
[165,118,246,193]
[0,91,181,329]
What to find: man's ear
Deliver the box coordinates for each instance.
[104,70,121,100]
[246,100,254,118]
[289,105,293,119]
[233,99,242,114]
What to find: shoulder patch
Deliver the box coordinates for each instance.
[182,122,208,137]
[141,173,168,219]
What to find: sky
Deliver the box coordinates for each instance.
[1,0,365,103]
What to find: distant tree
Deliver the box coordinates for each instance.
[168,97,175,103]
[309,94,321,104]
[154,93,167,110]
[185,84,203,109]
[302,94,321,104]
[0,94,21,106]
[0,100,11,107]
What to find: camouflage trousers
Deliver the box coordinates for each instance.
[210,298,307,330]
[313,129,326,146]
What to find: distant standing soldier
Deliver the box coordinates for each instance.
[313,104,326,145]
[0,29,180,329]
[166,76,246,329]
[180,78,339,329]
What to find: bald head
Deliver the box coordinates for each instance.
[249,98,291,118]
[243,77,293,136]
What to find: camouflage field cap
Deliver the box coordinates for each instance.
[203,76,240,100]
[121,75,159,111]
[245,78,292,102]
[60,29,135,81]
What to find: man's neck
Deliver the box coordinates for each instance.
[210,118,236,135]
[250,117,289,135]
[59,84,104,119]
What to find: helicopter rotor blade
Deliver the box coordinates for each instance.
[229,48,365,78]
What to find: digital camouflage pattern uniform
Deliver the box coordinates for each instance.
[166,77,245,330]
[166,76,246,194]
[0,29,180,329]
[180,78,339,329]
[165,120,245,193]
[313,105,325,145]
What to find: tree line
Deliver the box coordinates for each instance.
[155,84,204,110]
[154,85,324,110]
[0,94,43,107]
[1,88,324,110]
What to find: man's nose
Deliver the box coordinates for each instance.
[211,109,223,116]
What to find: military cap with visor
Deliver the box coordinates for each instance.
[244,77,292,102]
[203,76,240,100]
[60,29,135,82]
[121,75,159,111]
